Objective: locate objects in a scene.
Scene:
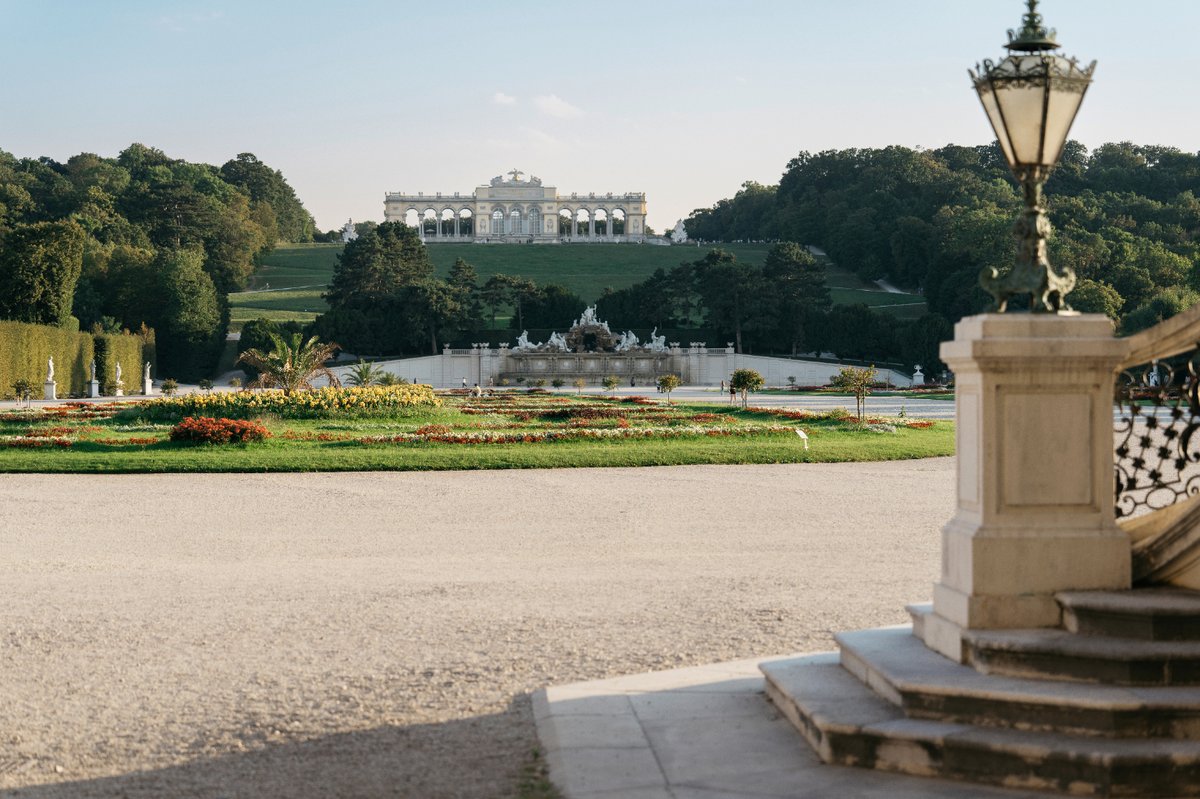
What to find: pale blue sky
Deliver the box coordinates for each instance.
[3,1,1197,232]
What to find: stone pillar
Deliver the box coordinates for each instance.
[43,380,56,401]
[89,379,100,398]
[143,376,153,395]
[455,215,460,239]
[922,314,1132,663]
[588,213,595,238]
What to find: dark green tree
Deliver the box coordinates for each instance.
[0,219,86,326]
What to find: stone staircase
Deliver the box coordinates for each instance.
[762,588,1200,796]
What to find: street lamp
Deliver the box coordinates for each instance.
[970,0,1095,312]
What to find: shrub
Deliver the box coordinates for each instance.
[657,373,681,403]
[551,378,565,388]
[11,378,35,402]
[533,378,547,388]
[602,375,620,393]
[730,368,764,408]
[228,377,242,389]
[830,365,878,421]
[135,384,440,420]
[169,416,271,445]
[160,378,179,396]
[198,379,214,391]
[573,378,586,394]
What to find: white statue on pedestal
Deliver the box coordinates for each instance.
[144,361,151,382]
[90,360,97,381]
[341,219,358,243]
[114,361,123,386]
[647,327,667,352]
[46,356,54,382]
[672,219,688,243]
[615,330,641,352]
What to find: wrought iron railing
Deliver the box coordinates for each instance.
[1114,352,1200,519]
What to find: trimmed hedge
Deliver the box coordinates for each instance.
[0,320,146,399]
[94,332,147,395]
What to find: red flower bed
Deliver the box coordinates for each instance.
[169,417,271,445]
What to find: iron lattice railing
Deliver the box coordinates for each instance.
[1114,351,1200,519]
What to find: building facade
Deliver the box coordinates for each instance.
[383,169,648,243]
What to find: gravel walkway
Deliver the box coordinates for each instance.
[0,460,953,798]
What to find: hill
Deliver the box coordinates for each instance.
[230,242,925,329]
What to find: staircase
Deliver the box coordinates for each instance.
[762,588,1200,796]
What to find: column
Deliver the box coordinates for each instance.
[922,314,1131,663]
[588,212,595,238]
[455,215,460,239]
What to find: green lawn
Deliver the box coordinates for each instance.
[0,393,952,473]
[229,242,925,328]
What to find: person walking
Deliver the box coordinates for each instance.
[729,382,736,404]
[461,377,467,389]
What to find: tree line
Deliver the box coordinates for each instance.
[685,142,1200,335]
[0,146,315,379]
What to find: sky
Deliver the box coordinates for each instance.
[3,1,1199,233]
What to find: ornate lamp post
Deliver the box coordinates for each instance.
[971,0,1095,312]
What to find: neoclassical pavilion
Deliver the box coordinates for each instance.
[383,169,648,243]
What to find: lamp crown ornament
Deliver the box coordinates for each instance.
[970,0,1096,313]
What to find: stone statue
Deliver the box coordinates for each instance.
[490,175,504,186]
[528,175,543,186]
[672,219,688,243]
[115,361,123,386]
[514,331,537,351]
[90,359,97,381]
[546,331,568,351]
[341,219,358,243]
[615,330,641,352]
[647,327,667,352]
[912,365,925,386]
[46,356,54,382]
[144,361,151,381]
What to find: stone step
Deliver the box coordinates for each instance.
[762,651,1200,797]
[1060,588,1200,641]
[965,627,1200,686]
[837,626,1200,738]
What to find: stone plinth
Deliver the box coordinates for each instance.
[43,380,56,401]
[143,378,152,395]
[924,314,1132,662]
[89,379,100,398]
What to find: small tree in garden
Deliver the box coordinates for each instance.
[236,333,341,395]
[160,378,179,396]
[12,379,34,405]
[602,374,620,395]
[347,359,384,387]
[573,377,586,395]
[729,368,763,409]
[830,365,878,422]
[228,377,242,390]
[198,379,213,392]
[533,378,547,388]
[657,373,681,404]
[551,378,565,389]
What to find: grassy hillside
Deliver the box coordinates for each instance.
[229,242,926,328]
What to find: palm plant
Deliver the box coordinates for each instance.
[235,333,341,395]
[347,359,384,387]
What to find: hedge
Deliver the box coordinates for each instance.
[0,320,146,399]
[94,332,148,396]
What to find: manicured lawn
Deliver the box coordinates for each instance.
[228,243,925,328]
[0,391,952,473]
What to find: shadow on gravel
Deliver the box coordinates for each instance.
[0,696,548,799]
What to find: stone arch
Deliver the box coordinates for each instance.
[594,208,609,237]
[558,208,574,237]
[421,208,437,237]
[404,208,420,229]
[458,208,474,237]
[439,208,455,237]
[611,208,626,236]
[575,208,592,238]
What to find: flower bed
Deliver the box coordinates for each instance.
[169,417,271,445]
[357,423,799,446]
[137,385,441,420]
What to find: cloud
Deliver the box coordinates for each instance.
[533,94,583,119]
[492,92,517,106]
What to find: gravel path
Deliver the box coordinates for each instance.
[0,460,954,798]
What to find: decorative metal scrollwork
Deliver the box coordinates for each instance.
[1114,350,1200,518]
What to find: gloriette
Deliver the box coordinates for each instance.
[383,169,648,243]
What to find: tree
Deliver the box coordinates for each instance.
[692,250,770,353]
[219,152,315,242]
[447,257,483,335]
[325,221,433,308]
[729,368,764,409]
[153,248,223,381]
[657,373,681,403]
[602,374,620,395]
[346,359,384,387]
[0,219,86,326]
[573,377,586,394]
[763,242,830,354]
[830,365,878,422]
[521,283,586,329]
[235,332,341,394]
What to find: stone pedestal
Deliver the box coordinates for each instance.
[115,387,124,397]
[89,379,100,398]
[143,378,152,395]
[43,380,56,401]
[923,314,1132,662]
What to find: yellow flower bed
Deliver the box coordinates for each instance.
[137,385,440,419]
